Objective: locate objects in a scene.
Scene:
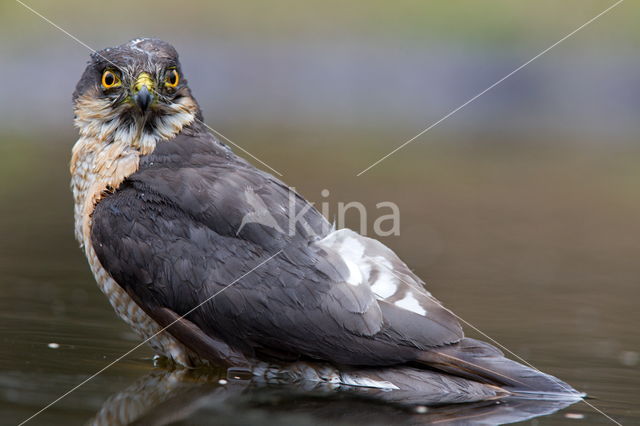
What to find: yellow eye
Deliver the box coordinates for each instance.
[165,69,179,87]
[101,70,121,89]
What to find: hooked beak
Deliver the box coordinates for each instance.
[134,86,152,112]
[133,73,154,112]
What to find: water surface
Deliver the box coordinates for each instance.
[1,133,638,424]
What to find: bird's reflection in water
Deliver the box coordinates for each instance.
[89,362,581,426]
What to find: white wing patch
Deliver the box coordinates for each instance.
[314,229,464,344]
[316,229,433,317]
[318,230,369,287]
[369,256,399,298]
[343,258,363,286]
[337,234,367,286]
[394,292,427,316]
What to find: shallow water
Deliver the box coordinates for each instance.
[1,133,639,425]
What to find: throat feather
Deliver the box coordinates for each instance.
[70,94,197,245]
[71,136,144,246]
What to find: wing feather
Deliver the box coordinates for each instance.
[91,132,462,367]
[315,229,463,346]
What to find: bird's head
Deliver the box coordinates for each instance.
[73,38,202,148]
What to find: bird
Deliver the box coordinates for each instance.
[71,38,579,398]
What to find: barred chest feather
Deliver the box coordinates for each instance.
[70,111,204,367]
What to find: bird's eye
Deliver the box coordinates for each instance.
[101,70,121,89]
[165,69,179,87]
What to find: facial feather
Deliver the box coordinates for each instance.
[68,39,205,366]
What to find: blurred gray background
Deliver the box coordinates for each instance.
[1,1,638,424]
[0,1,639,139]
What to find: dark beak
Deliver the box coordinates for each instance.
[134,85,153,112]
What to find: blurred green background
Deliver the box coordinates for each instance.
[1,1,639,424]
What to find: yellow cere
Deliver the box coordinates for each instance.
[134,72,155,92]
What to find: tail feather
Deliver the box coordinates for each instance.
[416,338,583,398]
